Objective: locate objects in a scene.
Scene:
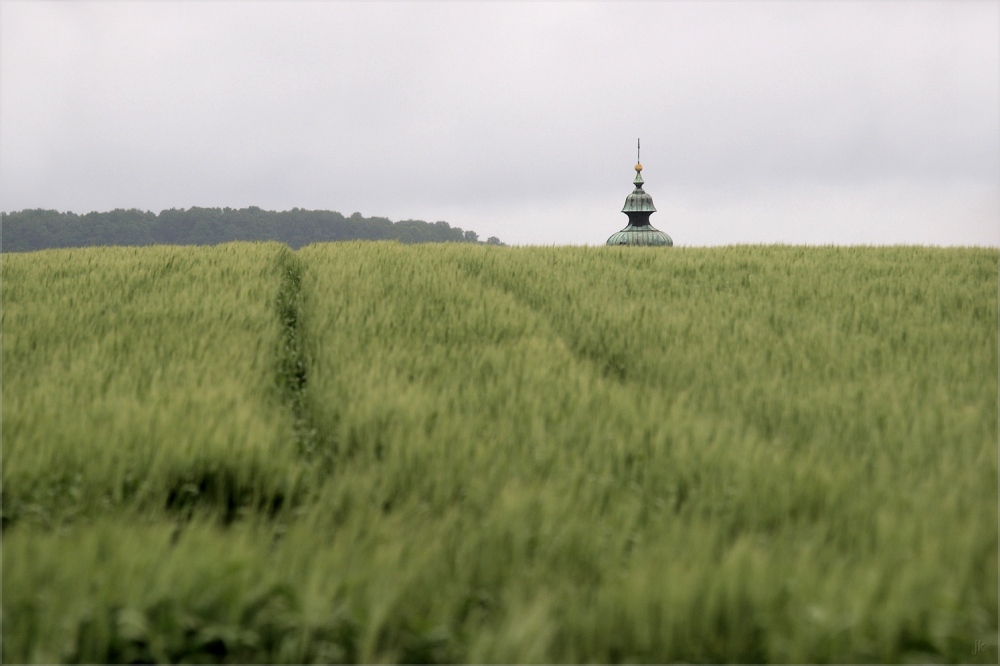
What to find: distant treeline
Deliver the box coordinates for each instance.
[1,207,504,252]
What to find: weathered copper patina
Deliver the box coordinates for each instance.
[606,142,673,247]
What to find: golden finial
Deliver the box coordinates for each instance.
[635,138,642,171]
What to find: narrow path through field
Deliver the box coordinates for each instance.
[449,251,640,387]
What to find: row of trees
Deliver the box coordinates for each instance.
[1,207,504,252]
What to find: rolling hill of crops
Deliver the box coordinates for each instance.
[3,242,997,663]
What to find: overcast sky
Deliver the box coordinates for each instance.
[2,2,997,246]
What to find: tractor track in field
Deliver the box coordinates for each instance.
[453,254,641,386]
[276,249,328,468]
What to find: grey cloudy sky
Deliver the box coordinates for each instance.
[2,2,997,246]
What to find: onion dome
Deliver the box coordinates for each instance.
[606,145,673,247]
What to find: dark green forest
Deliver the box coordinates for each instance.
[1,207,503,252]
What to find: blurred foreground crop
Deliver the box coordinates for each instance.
[3,243,996,663]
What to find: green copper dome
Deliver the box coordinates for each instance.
[621,171,656,213]
[607,226,673,246]
[606,153,673,247]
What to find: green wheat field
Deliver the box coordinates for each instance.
[3,242,997,663]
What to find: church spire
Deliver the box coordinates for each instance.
[634,138,644,186]
[606,140,673,247]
